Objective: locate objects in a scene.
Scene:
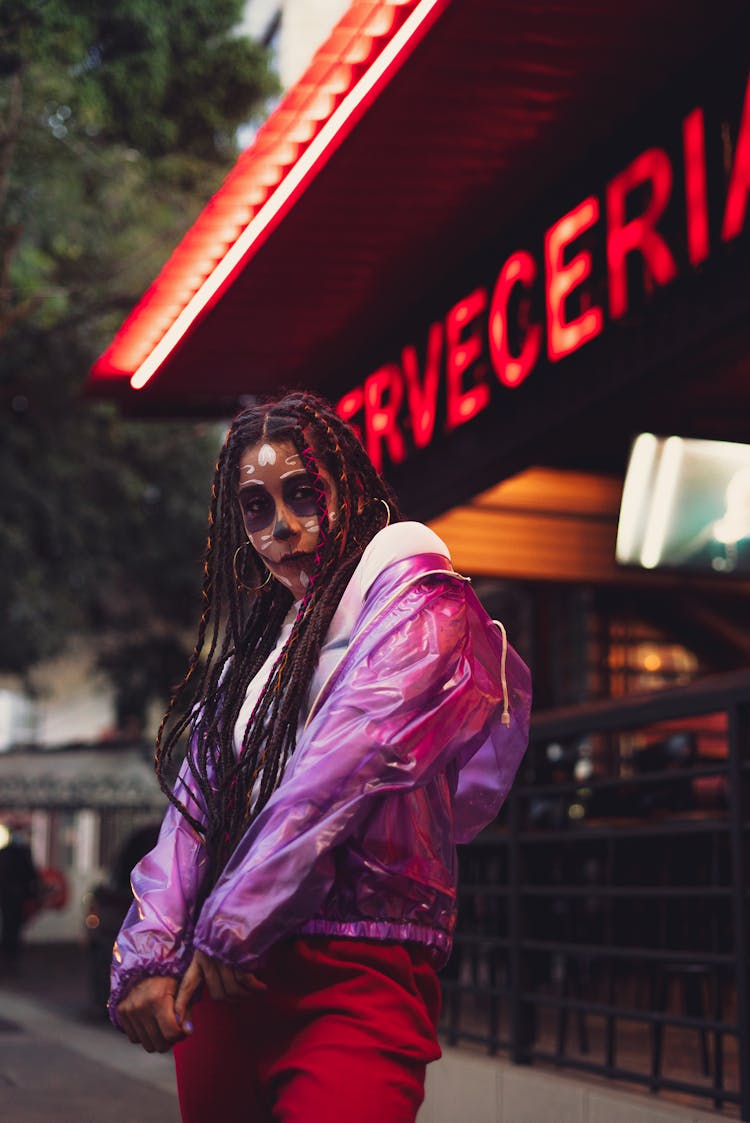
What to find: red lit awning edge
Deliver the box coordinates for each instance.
[89,0,450,393]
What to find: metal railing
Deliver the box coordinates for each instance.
[440,669,750,1118]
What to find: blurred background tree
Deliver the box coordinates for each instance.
[0,0,277,726]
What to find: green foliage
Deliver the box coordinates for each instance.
[0,0,277,717]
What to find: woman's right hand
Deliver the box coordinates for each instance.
[117,975,188,1053]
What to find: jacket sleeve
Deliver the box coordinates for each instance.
[109,759,209,1027]
[451,608,532,842]
[193,574,526,971]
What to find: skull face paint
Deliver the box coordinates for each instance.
[237,440,338,600]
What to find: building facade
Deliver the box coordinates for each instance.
[86,2,750,1117]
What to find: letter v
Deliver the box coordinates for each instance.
[402,322,443,450]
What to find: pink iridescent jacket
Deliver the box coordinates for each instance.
[109,552,531,1026]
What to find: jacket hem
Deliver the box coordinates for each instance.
[298,917,453,967]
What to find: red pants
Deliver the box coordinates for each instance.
[173,936,442,1123]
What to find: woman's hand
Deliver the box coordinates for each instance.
[174,949,266,1027]
[117,975,185,1054]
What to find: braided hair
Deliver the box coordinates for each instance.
[154,391,401,886]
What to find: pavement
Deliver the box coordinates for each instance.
[0,943,180,1123]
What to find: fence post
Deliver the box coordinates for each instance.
[728,701,750,1121]
[508,782,528,1064]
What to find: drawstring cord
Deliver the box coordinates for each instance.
[492,619,511,726]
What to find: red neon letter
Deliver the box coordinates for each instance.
[545,197,603,361]
[683,107,709,265]
[336,386,364,444]
[401,321,443,449]
[606,148,677,319]
[722,71,750,242]
[445,288,490,430]
[363,365,406,474]
[488,250,541,387]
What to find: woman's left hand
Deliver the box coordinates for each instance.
[174,949,266,1023]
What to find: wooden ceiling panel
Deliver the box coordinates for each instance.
[429,506,619,582]
[472,468,623,517]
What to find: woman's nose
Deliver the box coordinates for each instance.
[272,511,295,540]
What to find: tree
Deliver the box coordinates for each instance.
[0,1,277,722]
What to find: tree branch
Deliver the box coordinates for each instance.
[0,71,24,215]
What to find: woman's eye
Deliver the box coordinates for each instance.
[240,492,273,528]
[291,484,314,503]
[286,482,319,516]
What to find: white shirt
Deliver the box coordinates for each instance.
[233,522,449,755]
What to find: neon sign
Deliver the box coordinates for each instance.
[338,69,750,474]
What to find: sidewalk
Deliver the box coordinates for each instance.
[0,946,180,1123]
[0,990,180,1122]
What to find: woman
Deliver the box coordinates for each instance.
[111,391,531,1123]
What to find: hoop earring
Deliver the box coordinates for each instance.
[233,543,272,593]
[378,498,392,527]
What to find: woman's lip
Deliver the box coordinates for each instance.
[275,552,312,565]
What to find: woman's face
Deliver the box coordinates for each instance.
[237,439,338,600]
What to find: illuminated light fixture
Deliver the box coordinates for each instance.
[214,205,255,223]
[712,465,750,543]
[251,161,287,186]
[285,118,318,144]
[268,141,301,165]
[92,2,417,384]
[336,37,377,64]
[640,435,684,569]
[574,758,593,781]
[244,186,268,205]
[642,650,662,672]
[306,61,354,95]
[611,432,750,574]
[304,91,338,122]
[361,6,398,35]
[616,432,658,562]
[203,227,250,248]
[124,0,449,393]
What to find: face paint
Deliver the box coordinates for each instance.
[257,443,277,466]
[237,440,339,600]
[239,473,320,533]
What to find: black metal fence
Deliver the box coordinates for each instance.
[440,669,750,1118]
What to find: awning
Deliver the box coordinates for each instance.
[0,744,167,811]
[86,0,748,417]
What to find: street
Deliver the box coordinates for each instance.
[0,942,180,1122]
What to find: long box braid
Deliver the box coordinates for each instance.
[154,392,401,888]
